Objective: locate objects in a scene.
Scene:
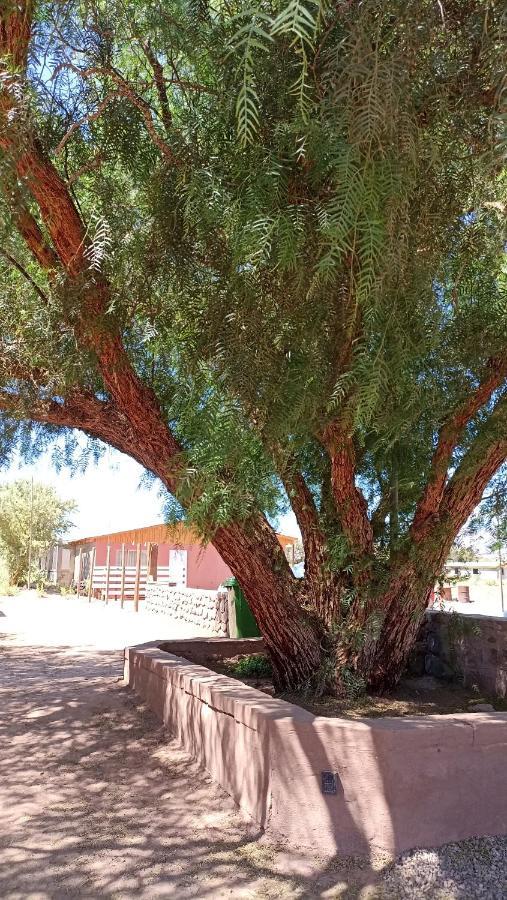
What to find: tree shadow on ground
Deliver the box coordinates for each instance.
[0,639,385,898]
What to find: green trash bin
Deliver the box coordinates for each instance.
[223,577,261,638]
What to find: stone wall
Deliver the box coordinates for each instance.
[144,582,229,636]
[410,611,507,698]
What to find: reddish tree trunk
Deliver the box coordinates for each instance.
[360,573,433,692]
[352,535,452,691]
[212,518,324,690]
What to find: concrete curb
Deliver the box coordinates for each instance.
[125,638,507,857]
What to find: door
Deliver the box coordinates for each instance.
[169,549,187,587]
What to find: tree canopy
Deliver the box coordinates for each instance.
[0,0,506,690]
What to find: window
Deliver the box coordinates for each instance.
[473,568,479,575]
[454,567,460,576]
[116,548,147,567]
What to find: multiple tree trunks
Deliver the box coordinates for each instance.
[2,2,507,695]
[354,572,435,692]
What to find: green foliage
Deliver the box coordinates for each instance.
[449,543,479,563]
[0,554,12,594]
[0,481,76,584]
[341,667,367,700]
[468,470,507,559]
[230,653,272,678]
[0,0,506,559]
[34,569,47,594]
[228,8,273,147]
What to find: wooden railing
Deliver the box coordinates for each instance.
[91,566,176,600]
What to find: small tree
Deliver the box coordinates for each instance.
[0,480,76,585]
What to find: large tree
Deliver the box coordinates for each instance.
[0,0,506,692]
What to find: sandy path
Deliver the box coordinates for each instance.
[2,595,505,898]
[0,596,380,898]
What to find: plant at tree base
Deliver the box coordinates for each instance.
[0,480,76,584]
[0,0,506,693]
[231,654,273,679]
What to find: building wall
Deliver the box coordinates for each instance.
[186,543,232,589]
[73,538,232,592]
[42,544,73,586]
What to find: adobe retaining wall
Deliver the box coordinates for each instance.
[410,611,507,698]
[144,583,229,636]
[125,638,507,858]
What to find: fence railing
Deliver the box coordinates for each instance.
[87,566,177,602]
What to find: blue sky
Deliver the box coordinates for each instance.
[1,443,299,542]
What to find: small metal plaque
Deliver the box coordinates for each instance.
[321,771,338,795]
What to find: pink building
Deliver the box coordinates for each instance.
[67,523,297,607]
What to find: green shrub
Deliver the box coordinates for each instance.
[4,584,19,596]
[231,654,272,679]
[0,556,19,595]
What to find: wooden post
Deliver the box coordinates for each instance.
[134,541,141,612]
[88,546,95,603]
[148,543,158,581]
[105,543,111,604]
[120,543,126,609]
[76,547,82,599]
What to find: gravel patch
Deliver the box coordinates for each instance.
[380,836,507,899]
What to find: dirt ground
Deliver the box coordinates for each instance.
[1,594,504,899]
[212,654,507,718]
[0,595,386,898]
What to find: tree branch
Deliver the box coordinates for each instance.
[1,24,183,484]
[5,184,60,272]
[321,425,374,558]
[53,62,178,163]
[370,490,390,539]
[0,0,32,69]
[412,357,507,541]
[439,393,507,540]
[0,247,49,302]
[67,152,105,185]
[0,378,186,486]
[0,385,131,452]
[282,470,327,578]
[54,92,121,156]
[139,40,172,132]
[0,2,303,619]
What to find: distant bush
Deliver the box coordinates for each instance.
[0,555,12,595]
